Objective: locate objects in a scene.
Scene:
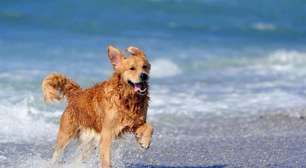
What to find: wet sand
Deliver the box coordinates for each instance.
[2,113,306,168]
[125,114,306,168]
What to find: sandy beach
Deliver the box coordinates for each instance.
[124,113,306,168]
[1,112,306,168]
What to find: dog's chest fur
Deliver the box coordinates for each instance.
[100,85,149,135]
[103,74,148,131]
[117,95,147,130]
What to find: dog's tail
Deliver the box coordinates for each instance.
[42,73,80,103]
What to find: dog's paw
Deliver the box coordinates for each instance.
[138,137,151,149]
[135,124,153,149]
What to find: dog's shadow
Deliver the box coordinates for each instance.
[127,164,226,168]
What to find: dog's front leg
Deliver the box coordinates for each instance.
[135,123,153,149]
[100,128,112,168]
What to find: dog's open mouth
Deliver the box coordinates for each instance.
[128,80,147,95]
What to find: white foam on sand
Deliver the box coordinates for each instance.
[16,157,98,168]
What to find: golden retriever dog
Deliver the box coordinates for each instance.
[42,45,153,168]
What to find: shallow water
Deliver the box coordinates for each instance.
[1,0,306,167]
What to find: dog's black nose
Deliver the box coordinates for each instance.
[140,73,149,81]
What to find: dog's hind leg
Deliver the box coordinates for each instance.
[100,128,113,168]
[52,109,78,162]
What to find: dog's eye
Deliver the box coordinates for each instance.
[130,67,135,71]
[143,65,147,69]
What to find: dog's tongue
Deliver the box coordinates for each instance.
[134,83,143,92]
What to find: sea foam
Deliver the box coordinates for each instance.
[150,58,181,78]
[0,95,57,143]
[252,22,276,31]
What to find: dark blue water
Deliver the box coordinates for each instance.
[1,0,306,70]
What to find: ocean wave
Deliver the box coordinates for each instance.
[0,95,57,143]
[252,22,276,31]
[147,82,306,124]
[184,49,306,73]
[247,49,306,76]
[150,58,181,78]
[267,49,306,64]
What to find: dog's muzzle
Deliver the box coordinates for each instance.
[128,80,148,95]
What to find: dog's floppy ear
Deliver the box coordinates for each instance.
[108,45,124,70]
[127,46,145,57]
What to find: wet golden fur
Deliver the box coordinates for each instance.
[42,46,153,168]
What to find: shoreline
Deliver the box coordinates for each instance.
[124,113,306,168]
[2,113,306,168]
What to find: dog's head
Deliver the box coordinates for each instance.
[108,45,150,95]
